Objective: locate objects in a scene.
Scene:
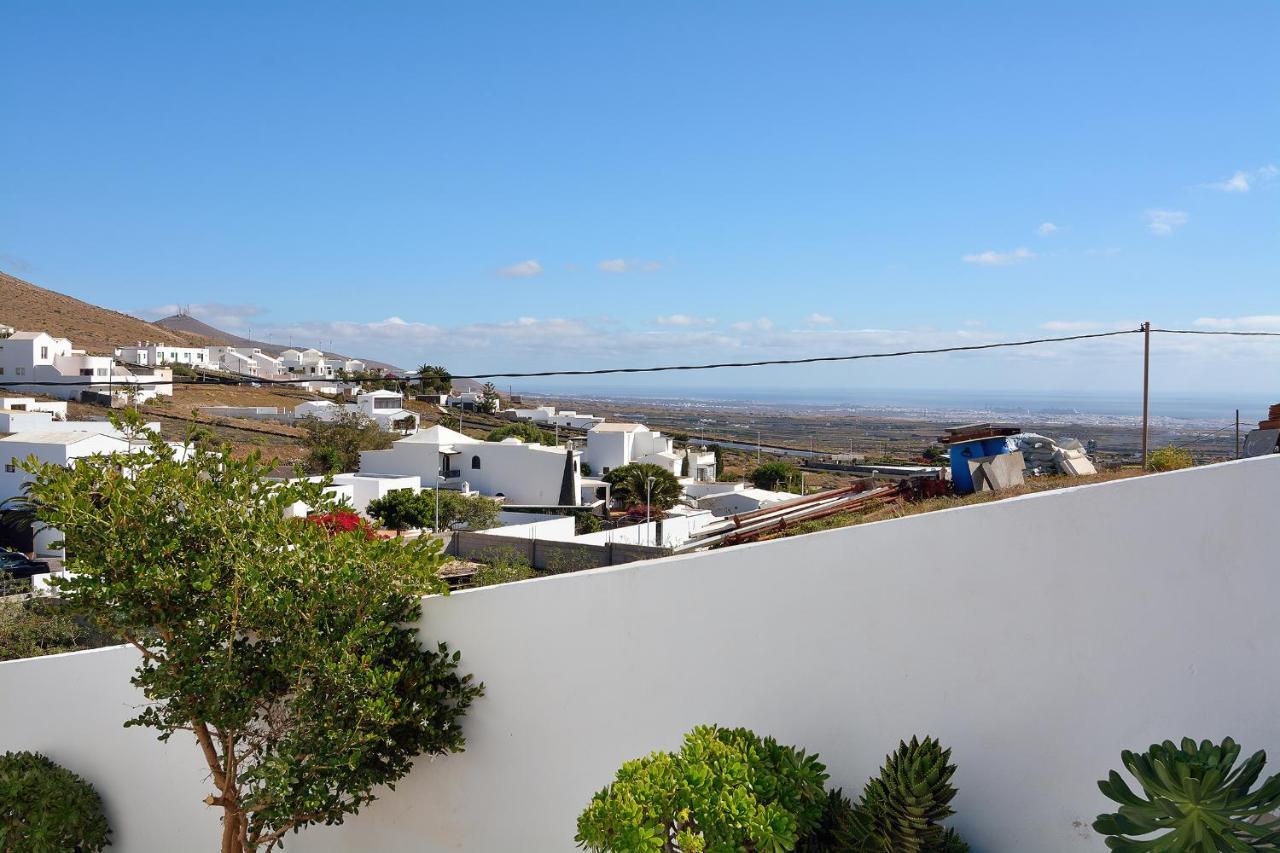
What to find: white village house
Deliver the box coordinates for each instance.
[583,422,716,482]
[206,346,286,378]
[292,390,418,433]
[114,342,209,369]
[359,424,582,506]
[1,330,173,402]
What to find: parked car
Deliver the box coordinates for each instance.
[0,550,49,580]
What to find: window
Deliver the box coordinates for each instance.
[96,368,108,376]
[0,367,4,375]
[40,346,48,359]
[471,455,481,470]
[80,369,93,376]
[602,466,610,474]
[15,367,24,376]
[3,464,14,473]
[373,397,400,410]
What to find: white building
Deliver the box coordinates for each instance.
[0,330,173,402]
[0,397,67,418]
[510,405,605,430]
[584,422,682,476]
[280,348,335,378]
[292,390,418,433]
[0,408,159,436]
[694,486,795,517]
[325,357,366,375]
[114,342,208,368]
[359,424,582,506]
[206,346,287,378]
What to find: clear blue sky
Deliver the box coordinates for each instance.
[2,2,1277,400]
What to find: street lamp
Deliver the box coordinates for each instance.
[434,474,445,533]
[645,475,656,546]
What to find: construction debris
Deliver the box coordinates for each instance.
[1243,404,1280,458]
[968,450,1026,493]
[1006,433,1097,477]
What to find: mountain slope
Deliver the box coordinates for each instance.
[0,270,213,354]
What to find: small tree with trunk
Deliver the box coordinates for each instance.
[22,419,482,853]
[602,463,682,511]
[366,488,433,534]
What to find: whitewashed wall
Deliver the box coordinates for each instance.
[3,457,1280,852]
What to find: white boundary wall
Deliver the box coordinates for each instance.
[3,456,1280,851]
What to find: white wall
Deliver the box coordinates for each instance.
[4,457,1280,852]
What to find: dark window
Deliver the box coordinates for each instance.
[471,455,481,469]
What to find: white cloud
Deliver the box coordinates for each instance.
[961,247,1035,266]
[807,313,835,325]
[1145,209,1188,236]
[729,317,775,332]
[1037,222,1060,236]
[655,314,715,327]
[598,258,663,274]
[1193,315,1280,331]
[1205,164,1277,193]
[498,259,543,278]
[138,302,265,330]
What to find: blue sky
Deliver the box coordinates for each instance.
[2,2,1277,400]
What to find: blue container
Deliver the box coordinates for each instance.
[948,438,1011,494]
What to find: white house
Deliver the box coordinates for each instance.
[359,424,582,506]
[694,486,795,517]
[0,408,159,436]
[327,472,421,515]
[291,391,417,433]
[0,397,68,418]
[280,348,334,378]
[510,405,605,430]
[206,346,257,375]
[584,422,681,476]
[0,330,172,402]
[114,342,208,368]
[325,357,366,375]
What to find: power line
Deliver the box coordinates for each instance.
[448,328,1144,380]
[1152,328,1280,337]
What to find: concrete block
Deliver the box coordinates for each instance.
[969,451,1026,492]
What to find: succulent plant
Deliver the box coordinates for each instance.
[1094,737,1280,851]
[831,736,964,853]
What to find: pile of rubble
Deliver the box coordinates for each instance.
[1243,404,1280,458]
[1006,433,1097,477]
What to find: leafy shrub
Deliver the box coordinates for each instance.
[486,421,556,445]
[305,509,375,539]
[1094,737,1280,851]
[0,598,118,662]
[576,724,830,852]
[0,751,111,852]
[471,554,536,588]
[366,488,432,532]
[1146,446,1194,472]
[749,461,798,491]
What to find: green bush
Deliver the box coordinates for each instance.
[1094,737,1280,851]
[602,463,682,510]
[749,461,798,491]
[1146,446,1194,472]
[470,553,536,588]
[486,422,556,445]
[366,488,432,532]
[576,725,830,852]
[838,737,967,853]
[0,751,111,852]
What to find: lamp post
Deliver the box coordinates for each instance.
[435,474,445,533]
[645,476,656,546]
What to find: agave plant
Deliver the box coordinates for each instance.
[836,736,965,853]
[1094,737,1280,851]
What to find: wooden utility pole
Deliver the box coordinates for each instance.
[1236,409,1241,459]
[1140,321,1151,469]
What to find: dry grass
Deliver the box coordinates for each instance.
[0,271,213,354]
[758,468,1147,541]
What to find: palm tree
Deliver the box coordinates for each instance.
[602,463,682,511]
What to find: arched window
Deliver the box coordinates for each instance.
[471,455,482,470]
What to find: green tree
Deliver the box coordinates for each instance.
[602,463,682,511]
[750,461,798,491]
[487,421,556,445]
[22,425,482,853]
[576,725,831,852]
[436,490,501,530]
[365,488,433,533]
[0,751,112,852]
[0,596,118,662]
[479,382,501,414]
[415,364,452,395]
[298,412,393,473]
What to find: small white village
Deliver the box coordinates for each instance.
[3,4,1279,850]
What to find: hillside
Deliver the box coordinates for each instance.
[0,270,212,354]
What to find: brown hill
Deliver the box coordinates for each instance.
[0,270,213,354]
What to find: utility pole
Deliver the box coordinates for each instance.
[1235,409,1241,459]
[756,429,761,465]
[1140,321,1151,470]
